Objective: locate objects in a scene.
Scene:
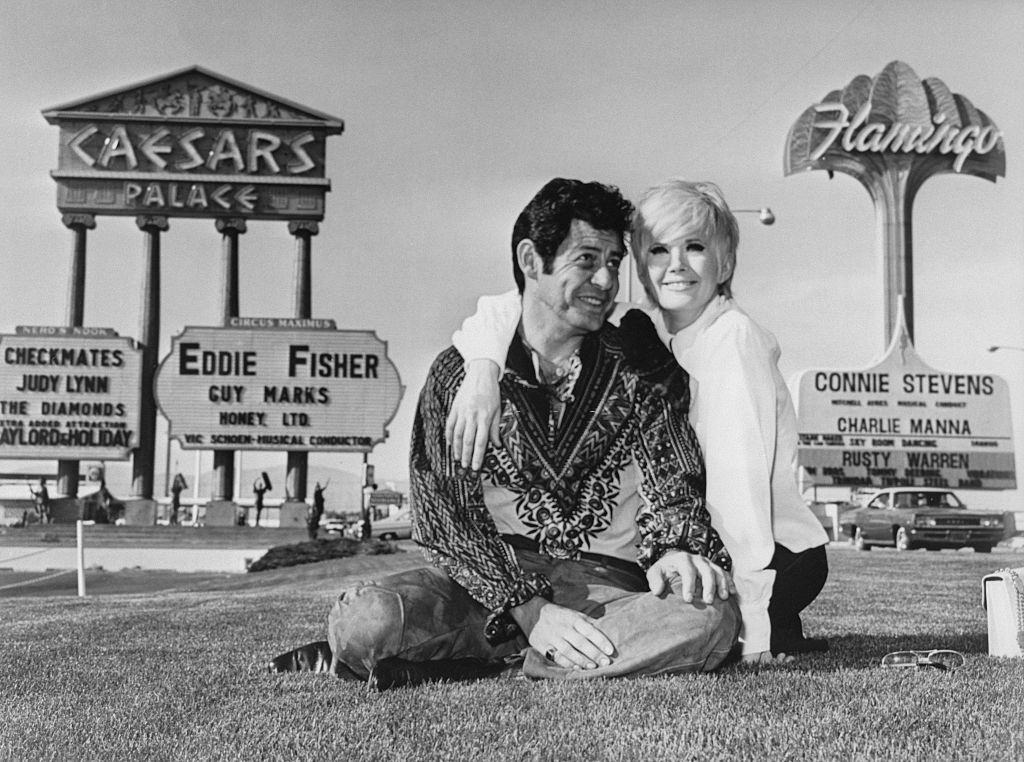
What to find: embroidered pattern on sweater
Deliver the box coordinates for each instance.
[481,338,638,558]
[410,329,728,616]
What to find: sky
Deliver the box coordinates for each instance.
[1,0,1022,512]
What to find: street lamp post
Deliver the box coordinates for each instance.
[733,207,776,225]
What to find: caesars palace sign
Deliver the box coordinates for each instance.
[11,67,408,468]
[43,66,343,220]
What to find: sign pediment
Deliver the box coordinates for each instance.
[43,65,343,130]
[44,66,342,220]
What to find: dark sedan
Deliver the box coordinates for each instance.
[840,488,1005,553]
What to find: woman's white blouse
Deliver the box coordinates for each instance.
[666,295,827,654]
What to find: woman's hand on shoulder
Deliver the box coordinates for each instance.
[445,359,502,471]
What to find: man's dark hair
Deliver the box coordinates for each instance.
[511,178,634,292]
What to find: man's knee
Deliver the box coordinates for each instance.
[664,580,741,669]
[327,581,406,676]
[326,566,476,675]
[715,596,742,651]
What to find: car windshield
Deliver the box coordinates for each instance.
[896,492,963,509]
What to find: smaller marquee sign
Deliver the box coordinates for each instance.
[0,328,143,460]
[155,322,404,452]
[795,316,1016,491]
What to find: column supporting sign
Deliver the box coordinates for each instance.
[0,328,142,460]
[795,308,1016,491]
[155,319,404,453]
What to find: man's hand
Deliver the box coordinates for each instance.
[510,597,615,671]
[445,359,502,472]
[645,550,735,604]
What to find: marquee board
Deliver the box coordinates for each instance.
[0,327,143,460]
[155,320,404,452]
[796,324,1016,491]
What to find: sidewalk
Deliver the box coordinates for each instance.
[0,545,268,573]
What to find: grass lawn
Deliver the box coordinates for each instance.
[2,545,1023,761]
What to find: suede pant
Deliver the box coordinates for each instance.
[327,548,740,680]
[767,542,828,653]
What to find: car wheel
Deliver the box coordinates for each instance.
[380,532,396,541]
[973,544,993,554]
[895,527,912,551]
[853,527,870,551]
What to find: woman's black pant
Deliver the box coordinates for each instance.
[767,543,829,654]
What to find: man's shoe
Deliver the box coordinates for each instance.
[267,641,334,673]
[366,656,507,691]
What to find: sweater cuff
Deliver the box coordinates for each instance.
[483,572,553,645]
[636,525,731,572]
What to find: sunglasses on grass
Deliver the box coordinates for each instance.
[880,650,966,671]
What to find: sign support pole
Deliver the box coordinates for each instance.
[212,219,246,505]
[76,520,86,597]
[57,213,96,500]
[871,157,917,345]
[131,215,167,503]
[285,221,318,503]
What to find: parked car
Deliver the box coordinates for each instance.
[322,518,349,536]
[347,508,413,541]
[839,487,1005,553]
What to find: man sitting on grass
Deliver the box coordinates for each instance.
[269,178,739,689]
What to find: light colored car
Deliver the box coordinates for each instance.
[839,487,1005,553]
[322,518,349,536]
[347,508,413,541]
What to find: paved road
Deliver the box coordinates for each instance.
[0,545,267,573]
[0,538,421,574]
[0,542,424,598]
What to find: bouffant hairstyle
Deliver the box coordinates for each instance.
[632,180,740,302]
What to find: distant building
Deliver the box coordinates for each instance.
[368,488,404,520]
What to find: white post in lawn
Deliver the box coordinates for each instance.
[76,520,86,597]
